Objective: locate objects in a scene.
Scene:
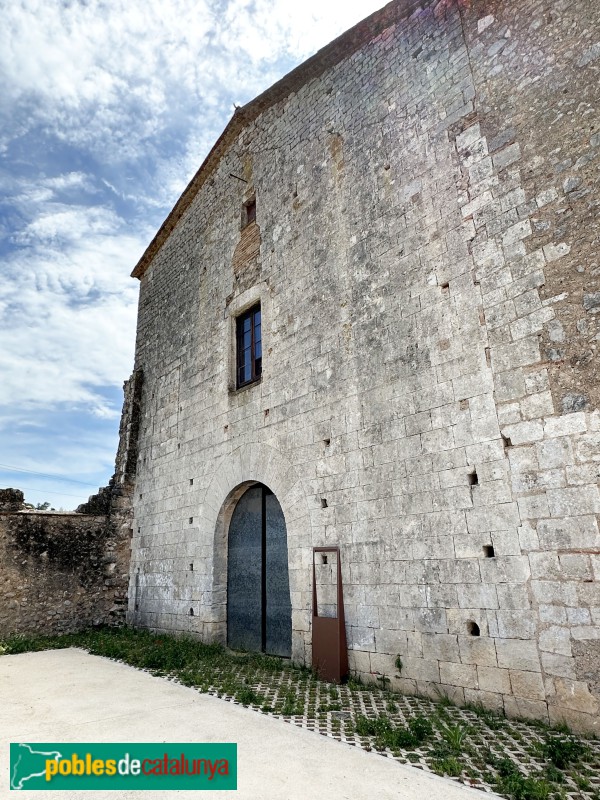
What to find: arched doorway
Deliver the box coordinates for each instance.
[227,483,292,657]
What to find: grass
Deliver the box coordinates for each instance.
[2,626,599,800]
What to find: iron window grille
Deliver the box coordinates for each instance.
[236,304,262,388]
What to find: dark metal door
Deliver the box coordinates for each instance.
[227,484,291,657]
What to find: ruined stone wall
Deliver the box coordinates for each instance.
[0,369,141,637]
[129,0,600,731]
[0,497,130,636]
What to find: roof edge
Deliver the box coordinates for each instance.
[131,0,421,280]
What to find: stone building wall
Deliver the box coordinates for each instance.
[0,373,140,637]
[0,491,130,636]
[127,0,600,731]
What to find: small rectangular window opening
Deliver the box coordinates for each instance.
[244,198,256,227]
[236,304,262,388]
[483,545,495,558]
[467,470,479,487]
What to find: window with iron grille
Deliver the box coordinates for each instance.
[236,304,262,388]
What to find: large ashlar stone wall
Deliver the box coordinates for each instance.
[128,0,600,731]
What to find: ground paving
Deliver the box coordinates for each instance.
[0,648,495,800]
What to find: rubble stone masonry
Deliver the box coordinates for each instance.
[127,0,600,730]
[0,492,130,636]
[0,373,140,637]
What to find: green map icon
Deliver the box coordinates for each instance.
[11,743,63,790]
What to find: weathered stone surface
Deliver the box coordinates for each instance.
[120,0,600,732]
[0,508,130,637]
[496,640,541,673]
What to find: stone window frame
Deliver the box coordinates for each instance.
[226,283,268,394]
[235,303,262,388]
[241,195,256,229]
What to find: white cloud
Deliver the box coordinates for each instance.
[0,0,385,490]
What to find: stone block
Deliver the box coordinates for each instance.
[517,493,549,520]
[536,437,574,469]
[541,652,576,679]
[465,504,520,533]
[467,689,505,715]
[480,556,530,584]
[576,433,600,462]
[490,530,521,556]
[370,651,397,676]
[529,552,560,580]
[348,650,372,674]
[495,369,526,402]
[375,628,407,654]
[458,635,497,667]
[520,391,555,420]
[546,486,600,517]
[494,144,522,172]
[496,610,537,639]
[492,337,541,373]
[559,554,592,580]
[501,421,544,445]
[457,583,499,609]
[537,516,600,550]
[437,559,481,584]
[518,522,540,551]
[566,607,591,625]
[544,413,587,438]
[439,661,478,689]
[399,656,440,682]
[538,625,571,656]
[477,665,512,694]
[509,670,545,700]
[504,696,549,724]
[571,626,600,640]
[543,242,571,262]
[447,608,488,636]
[421,633,460,662]
[413,608,448,633]
[496,583,531,610]
[496,639,541,672]
[552,678,599,715]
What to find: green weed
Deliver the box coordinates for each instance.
[431,756,463,777]
[542,736,587,769]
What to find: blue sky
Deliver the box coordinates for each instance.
[0,0,383,510]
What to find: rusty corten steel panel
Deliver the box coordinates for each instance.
[312,546,348,684]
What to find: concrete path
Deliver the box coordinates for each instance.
[0,648,497,799]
